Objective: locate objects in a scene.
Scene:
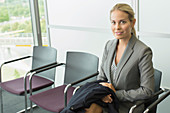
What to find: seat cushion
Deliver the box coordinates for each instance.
[29,85,75,113]
[0,75,54,95]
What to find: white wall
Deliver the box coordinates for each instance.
[47,0,133,28]
[46,0,170,112]
[139,0,170,33]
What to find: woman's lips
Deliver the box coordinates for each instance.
[115,32,123,35]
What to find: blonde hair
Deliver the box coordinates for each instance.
[110,3,136,36]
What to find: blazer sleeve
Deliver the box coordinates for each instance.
[115,47,154,102]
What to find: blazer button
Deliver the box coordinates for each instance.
[70,106,74,110]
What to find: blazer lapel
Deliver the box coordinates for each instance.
[114,35,137,83]
[107,39,118,82]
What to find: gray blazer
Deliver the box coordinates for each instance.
[97,35,154,113]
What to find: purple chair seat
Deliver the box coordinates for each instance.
[0,75,54,95]
[29,85,75,113]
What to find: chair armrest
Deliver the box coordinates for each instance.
[28,63,65,96]
[129,88,164,113]
[64,71,99,107]
[143,90,170,113]
[24,62,64,81]
[30,62,65,73]
[31,62,65,74]
[69,71,99,86]
[2,56,31,65]
[0,56,31,82]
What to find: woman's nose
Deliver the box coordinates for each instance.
[115,23,121,30]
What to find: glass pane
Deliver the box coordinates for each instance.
[0,0,33,82]
[38,0,48,46]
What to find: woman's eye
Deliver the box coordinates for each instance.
[120,21,126,24]
[111,21,115,24]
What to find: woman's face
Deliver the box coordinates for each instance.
[110,10,135,40]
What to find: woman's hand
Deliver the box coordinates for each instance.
[102,94,112,103]
[99,82,116,92]
[99,82,116,103]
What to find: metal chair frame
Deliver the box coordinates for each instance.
[0,56,31,113]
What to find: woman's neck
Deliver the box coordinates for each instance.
[118,34,131,48]
[115,34,132,65]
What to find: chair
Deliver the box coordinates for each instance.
[29,51,99,113]
[0,46,57,113]
[129,69,163,113]
[143,89,170,113]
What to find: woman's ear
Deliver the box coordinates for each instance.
[132,19,136,27]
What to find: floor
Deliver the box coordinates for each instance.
[0,88,53,113]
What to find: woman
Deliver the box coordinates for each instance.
[86,3,154,113]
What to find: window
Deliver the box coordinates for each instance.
[0,0,33,82]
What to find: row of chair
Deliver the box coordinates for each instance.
[0,46,99,113]
[0,46,169,113]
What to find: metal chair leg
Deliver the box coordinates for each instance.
[29,72,36,113]
[24,72,31,113]
[0,87,29,113]
[24,93,28,113]
[16,104,37,113]
[0,88,4,113]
